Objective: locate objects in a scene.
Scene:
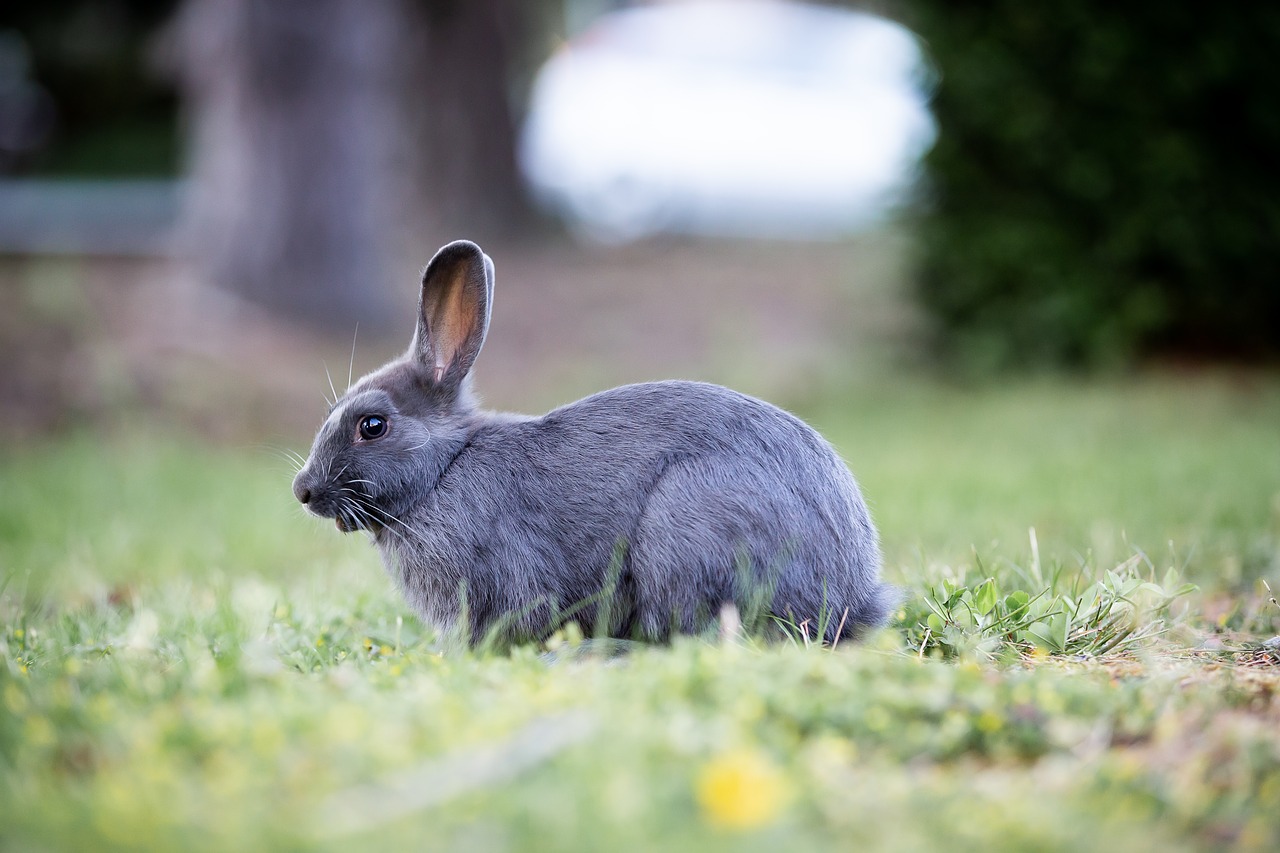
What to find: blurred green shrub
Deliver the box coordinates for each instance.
[2,1,179,177]
[908,3,1280,369]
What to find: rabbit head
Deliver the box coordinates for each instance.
[291,240,493,534]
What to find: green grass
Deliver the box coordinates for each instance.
[2,374,1279,851]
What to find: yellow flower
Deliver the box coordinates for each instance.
[863,706,892,732]
[976,710,1003,733]
[4,683,27,714]
[24,715,56,748]
[695,749,789,830]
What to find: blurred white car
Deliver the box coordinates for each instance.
[519,0,935,242]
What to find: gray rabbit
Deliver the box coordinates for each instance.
[293,240,893,645]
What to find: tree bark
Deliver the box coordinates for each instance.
[172,0,533,331]
[400,0,534,243]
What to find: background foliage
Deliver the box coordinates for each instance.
[1,0,179,176]
[908,2,1280,369]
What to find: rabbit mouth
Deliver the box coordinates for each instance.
[333,500,385,535]
[330,501,364,533]
[335,510,372,534]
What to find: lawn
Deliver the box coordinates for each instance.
[2,372,1278,851]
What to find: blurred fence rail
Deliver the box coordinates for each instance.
[0,180,180,256]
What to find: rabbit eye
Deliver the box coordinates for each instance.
[358,415,388,441]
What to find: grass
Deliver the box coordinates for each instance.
[2,373,1279,851]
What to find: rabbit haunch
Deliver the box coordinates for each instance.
[293,240,893,644]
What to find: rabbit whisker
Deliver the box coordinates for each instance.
[324,363,339,407]
[338,487,375,506]
[366,504,433,551]
[332,490,395,541]
[269,446,307,475]
[347,323,359,392]
[337,496,370,533]
[352,500,422,551]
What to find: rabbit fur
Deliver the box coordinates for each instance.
[293,240,893,645]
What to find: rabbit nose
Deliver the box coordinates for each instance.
[292,471,314,505]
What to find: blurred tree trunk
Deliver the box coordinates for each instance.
[401,0,533,242]
[172,0,532,330]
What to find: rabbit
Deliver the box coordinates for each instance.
[292,240,893,646]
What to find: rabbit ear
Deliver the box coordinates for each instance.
[412,240,494,387]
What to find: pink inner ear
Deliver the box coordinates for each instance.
[424,264,480,383]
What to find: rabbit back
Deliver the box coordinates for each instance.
[586,381,887,641]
